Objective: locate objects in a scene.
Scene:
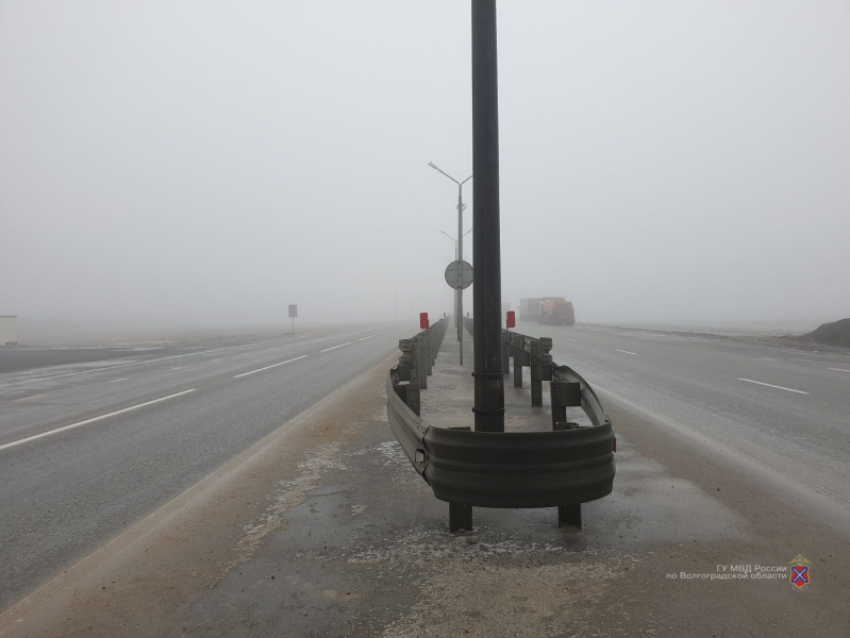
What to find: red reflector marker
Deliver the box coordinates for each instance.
[420,312,429,329]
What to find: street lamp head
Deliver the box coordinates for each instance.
[428,162,438,169]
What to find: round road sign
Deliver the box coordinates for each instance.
[444,260,474,290]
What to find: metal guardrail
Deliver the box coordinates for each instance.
[391,318,447,416]
[387,319,615,531]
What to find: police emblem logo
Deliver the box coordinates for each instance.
[789,554,811,590]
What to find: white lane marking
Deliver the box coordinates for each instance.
[828,367,850,373]
[107,378,129,383]
[737,378,809,395]
[615,349,637,355]
[0,344,252,388]
[232,355,308,379]
[320,342,352,353]
[563,337,576,342]
[167,367,183,371]
[777,349,820,356]
[12,394,41,402]
[0,389,196,452]
[358,335,376,341]
[761,357,779,361]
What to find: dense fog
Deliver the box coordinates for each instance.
[2,1,848,337]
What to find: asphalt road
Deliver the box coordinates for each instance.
[4,321,847,638]
[2,319,848,621]
[515,320,850,513]
[0,322,411,608]
[0,347,176,375]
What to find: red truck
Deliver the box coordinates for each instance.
[540,298,575,325]
[519,297,575,325]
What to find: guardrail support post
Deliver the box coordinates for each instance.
[539,337,553,381]
[424,331,432,377]
[418,335,428,390]
[501,330,510,377]
[398,339,420,416]
[558,504,582,529]
[530,339,542,407]
[449,503,473,532]
[513,334,524,388]
[551,380,581,429]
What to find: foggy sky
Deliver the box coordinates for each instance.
[2,1,848,331]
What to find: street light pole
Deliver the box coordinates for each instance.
[471,0,504,432]
[429,162,472,365]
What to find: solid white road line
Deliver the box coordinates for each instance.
[737,378,809,395]
[615,349,637,355]
[0,389,197,452]
[828,368,850,373]
[358,335,376,341]
[320,342,352,353]
[167,367,183,371]
[107,378,129,383]
[232,355,308,379]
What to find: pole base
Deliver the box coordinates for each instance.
[449,503,473,532]
[558,504,582,529]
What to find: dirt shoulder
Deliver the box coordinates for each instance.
[1,353,847,638]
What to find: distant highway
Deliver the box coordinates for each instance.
[516,321,850,513]
[0,323,409,607]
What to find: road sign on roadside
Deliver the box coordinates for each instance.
[288,304,298,334]
[444,260,473,290]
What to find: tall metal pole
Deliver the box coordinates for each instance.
[429,163,471,364]
[457,183,464,365]
[472,0,504,432]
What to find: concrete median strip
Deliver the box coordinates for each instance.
[232,355,308,378]
[737,378,809,394]
[0,389,197,452]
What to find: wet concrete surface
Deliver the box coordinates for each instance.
[1,329,847,637]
